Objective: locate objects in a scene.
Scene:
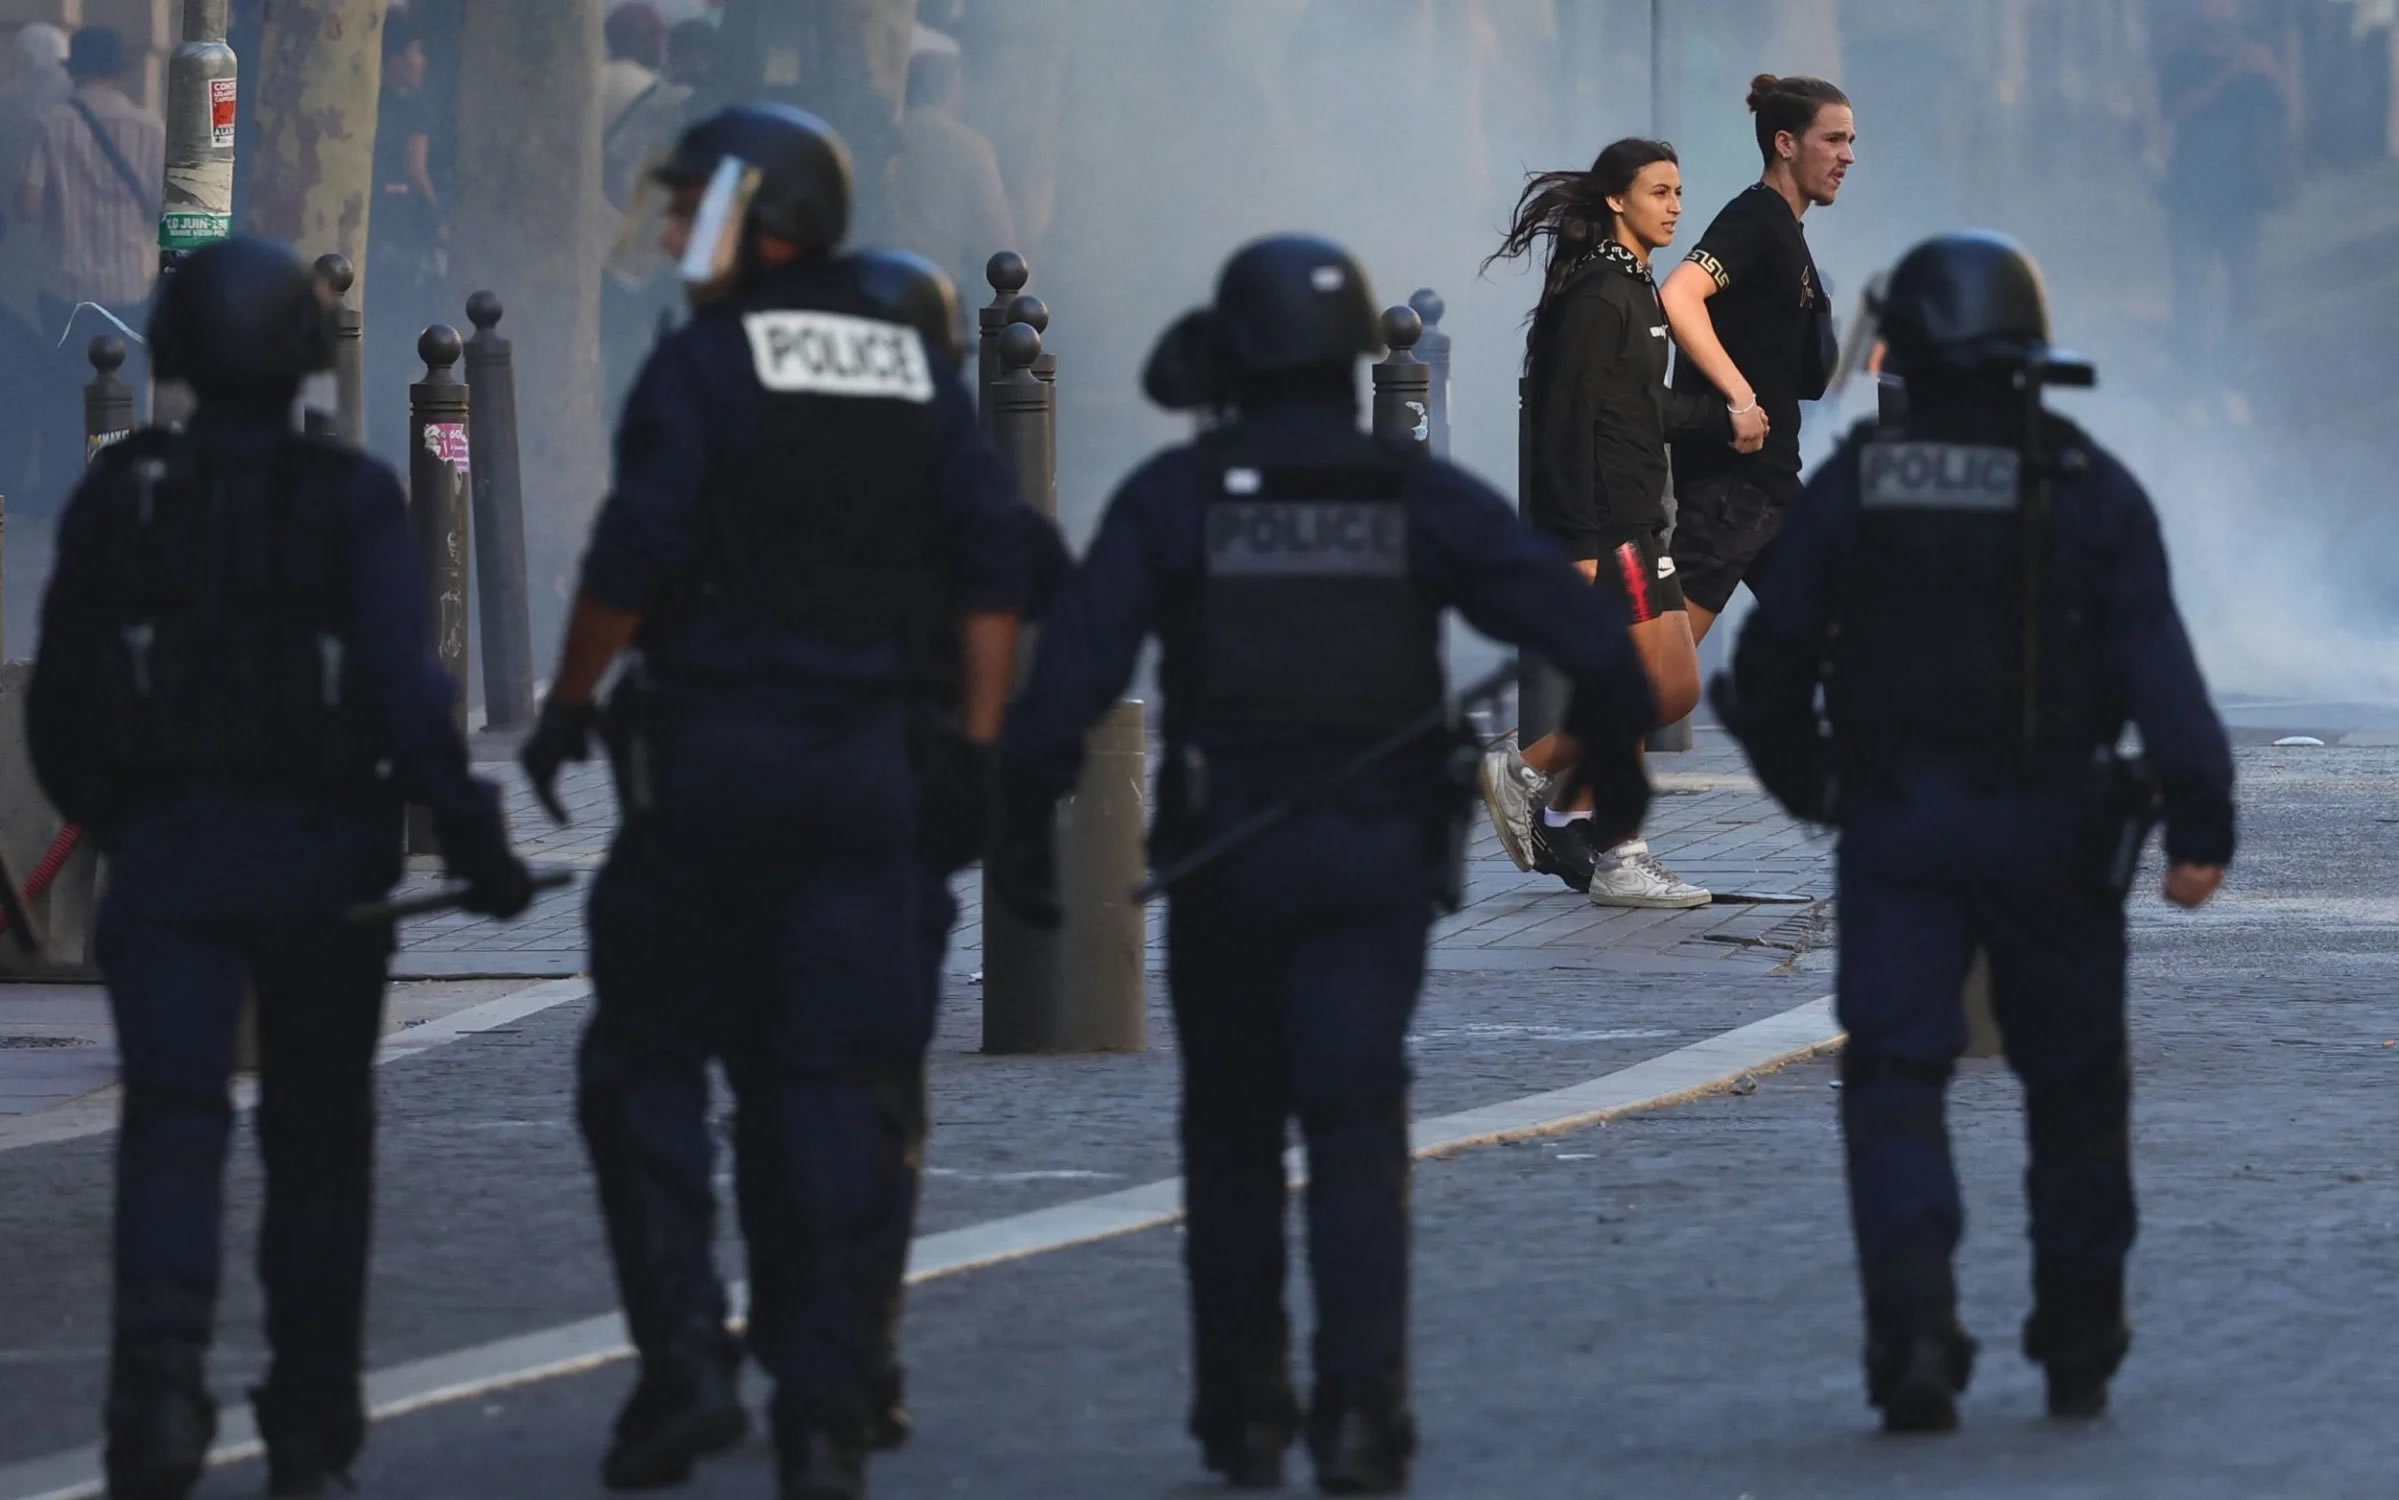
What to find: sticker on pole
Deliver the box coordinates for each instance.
[424,421,470,476]
[159,211,231,250]
[209,78,236,149]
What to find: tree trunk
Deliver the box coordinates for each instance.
[453,0,607,631]
[246,0,384,282]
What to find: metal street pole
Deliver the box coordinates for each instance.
[152,0,237,431]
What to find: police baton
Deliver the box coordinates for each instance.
[344,867,576,925]
[1133,660,1519,904]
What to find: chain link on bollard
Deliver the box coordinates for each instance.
[463,292,535,732]
[979,320,1146,1053]
[406,326,471,855]
[977,251,1029,428]
[84,337,134,466]
[314,253,365,447]
[1408,288,1451,457]
[1371,305,1431,453]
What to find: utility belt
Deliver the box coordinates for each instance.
[1841,738,2160,901]
[599,656,664,821]
[1159,726,1483,913]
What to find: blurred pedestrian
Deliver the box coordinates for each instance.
[1479,138,1750,910]
[0,24,72,496]
[601,4,688,212]
[2155,0,2290,402]
[365,12,445,462]
[18,25,161,515]
[889,46,1014,338]
[666,18,718,106]
[1660,73,1854,644]
[30,236,532,1500]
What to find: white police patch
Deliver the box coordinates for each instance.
[1207,501,1408,578]
[1860,442,2021,512]
[742,310,934,402]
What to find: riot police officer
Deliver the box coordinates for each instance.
[1711,231,2236,1432]
[27,237,535,1500]
[516,106,1059,1499]
[990,235,1660,1493]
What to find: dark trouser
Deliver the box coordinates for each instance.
[97,793,401,1422]
[579,709,936,1442]
[1834,767,2133,1359]
[1164,801,1430,1435]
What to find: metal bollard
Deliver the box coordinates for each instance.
[1372,306,1431,452]
[1408,288,1452,457]
[976,251,1029,428]
[1006,293,1057,450]
[463,292,535,732]
[84,337,134,465]
[406,326,472,854]
[314,253,365,447]
[979,321,1145,1053]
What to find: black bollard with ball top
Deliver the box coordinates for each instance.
[406,325,472,853]
[463,291,535,732]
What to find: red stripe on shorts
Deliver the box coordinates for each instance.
[1614,541,1654,623]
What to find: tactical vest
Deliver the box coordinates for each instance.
[1824,419,2117,771]
[75,431,384,788]
[688,289,945,648]
[1191,438,1444,734]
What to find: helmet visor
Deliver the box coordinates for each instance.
[678,155,763,290]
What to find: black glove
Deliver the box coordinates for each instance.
[1706,671,1835,824]
[989,778,1061,930]
[1556,735,1652,850]
[520,696,598,825]
[439,782,537,920]
[917,734,1001,876]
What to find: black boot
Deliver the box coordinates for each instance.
[2023,1261,2131,1421]
[602,1321,749,1490]
[104,1339,217,1500]
[1194,1383,1298,1490]
[251,1381,364,1497]
[866,1365,909,1452]
[1306,1377,1415,1496]
[772,1392,869,1500]
[1866,1326,1978,1435]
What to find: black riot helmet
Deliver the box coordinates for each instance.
[656,103,852,272]
[1880,231,2061,377]
[1209,234,1382,386]
[147,236,335,398]
[846,248,964,368]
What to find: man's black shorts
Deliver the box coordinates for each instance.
[1673,470,1803,614]
[1595,531,1685,624]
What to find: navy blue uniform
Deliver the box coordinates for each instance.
[573,260,1058,1440]
[1731,413,2235,1372]
[1004,399,1658,1436]
[28,404,503,1428]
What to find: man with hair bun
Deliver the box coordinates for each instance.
[1660,72,1856,642]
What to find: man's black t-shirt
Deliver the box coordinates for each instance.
[1670,183,1826,488]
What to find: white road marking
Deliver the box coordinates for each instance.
[0,995,1839,1500]
[0,979,593,1156]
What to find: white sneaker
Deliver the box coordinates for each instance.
[1586,839,1711,909]
[1477,742,1548,873]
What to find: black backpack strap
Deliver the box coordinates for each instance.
[66,96,157,220]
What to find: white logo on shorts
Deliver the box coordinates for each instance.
[742,310,934,402]
[1656,556,1677,578]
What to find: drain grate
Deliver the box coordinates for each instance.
[0,1035,95,1050]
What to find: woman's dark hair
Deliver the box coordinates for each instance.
[1748,73,1849,164]
[1482,137,1679,342]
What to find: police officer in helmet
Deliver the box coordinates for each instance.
[517,105,1059,1498]
[1711,230,2235,1432]
[991,234,1660,1492]
[29,236,535,1500]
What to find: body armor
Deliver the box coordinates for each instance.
[77,432,382,789]
[1192,437,1442,735]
